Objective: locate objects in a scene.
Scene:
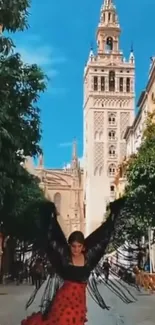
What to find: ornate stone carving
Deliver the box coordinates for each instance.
[120,112,130,139]
[94,111,104,140]
[93,97,131,109]
[94,142,104,175]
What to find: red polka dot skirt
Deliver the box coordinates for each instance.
[21,281,87,325]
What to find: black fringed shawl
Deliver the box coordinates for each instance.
[26,197,135,315]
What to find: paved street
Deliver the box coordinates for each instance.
[0,277,155,325]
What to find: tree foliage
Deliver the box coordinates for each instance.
[117,111,155,242]
[0,0,47,240]
[0,167,45,241]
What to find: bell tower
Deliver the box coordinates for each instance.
[83,0,135,235]
[97,0,120,54]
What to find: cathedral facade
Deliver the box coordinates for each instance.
[26,0,135,236]
[25,141,85,238]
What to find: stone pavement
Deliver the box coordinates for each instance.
[0,278,155,325]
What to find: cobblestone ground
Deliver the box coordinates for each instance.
[0,278,155,325]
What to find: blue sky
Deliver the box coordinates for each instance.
[13,0,154,168]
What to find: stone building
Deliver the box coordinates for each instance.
[83,0,135,234]
[114,56,155,198]
[25,141,85,238]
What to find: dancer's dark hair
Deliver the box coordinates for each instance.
[68,231,85,245]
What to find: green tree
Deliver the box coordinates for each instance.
[0,166,45,241]
[122,111,155,241]
[0,0,47,239]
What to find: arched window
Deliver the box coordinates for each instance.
[93,76,98,91]
[101,76,105,91]
[108,114,116,125]
[109,71,115,91]
[106,37,113,52]
[54,192,61,214]
[108,130,116,140]
[119,77,123,92]
[108,164,116,176]
[126,78,130,92]
[110,185,115,195]
[109,145,116,157]
[108,13,111,22]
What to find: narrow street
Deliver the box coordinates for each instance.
[0,277,155,325]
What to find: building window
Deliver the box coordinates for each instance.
[106,37,113,52]
[108,114,116,125]
[126,78,130,92]
[110,185,115,195]
[108,130,116,140]
[109,145,116,157]
[109,71,115,91]
[119,77,123,92]
[101,76,105,91]
[108,13,111,21]
[108,164,116,176]
[152,92,155,104]
[54,192,61,214]
[93,76,98,91]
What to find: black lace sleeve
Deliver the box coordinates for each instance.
[47,215,69,273]
[85,197,126,271]
[46,213,70,276]
[37,201,69,275]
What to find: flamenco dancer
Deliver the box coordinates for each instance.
[21,197,134,325]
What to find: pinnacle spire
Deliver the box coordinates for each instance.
[72,138,77,160]
[131,42,134,53]
[103,0,115,10]
[99,0,119,28]
[104,0,113,7]
[71,138,79,171]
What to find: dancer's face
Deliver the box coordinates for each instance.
[70,241,84,257]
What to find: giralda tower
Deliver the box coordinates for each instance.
[83,0,135,234]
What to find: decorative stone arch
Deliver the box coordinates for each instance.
[99,131,103,140]
[94,131,98,140]
[94,167,98,176]
[108,129,116,140]
[116,99,120,107]
[108,113,116,125]
[109,71,115,91]
[54,192,61,214]
[106,37,113,51]
[108,163,116,176]
[109,145,116,157]
[99,166,103,176]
